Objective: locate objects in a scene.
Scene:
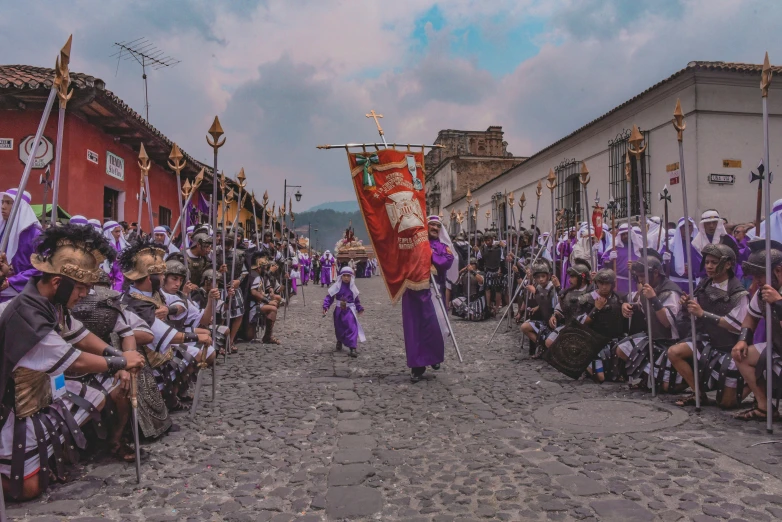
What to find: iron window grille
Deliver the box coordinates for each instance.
[608,129,651,219]
[159,206,171,228]
[555,158,580,230]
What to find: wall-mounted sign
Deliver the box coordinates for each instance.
[722,159,742,168]
[87,149,99,164]
[106,151,124,180]
[0,138,12,151]
[709,173,735,185]
[666,162,680,185]
[19,135,54,169]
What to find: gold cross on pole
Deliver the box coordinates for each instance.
[365,110,384,136]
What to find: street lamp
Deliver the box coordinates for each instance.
[295,189,302,202]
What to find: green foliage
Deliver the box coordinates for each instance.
[294,209,368,254]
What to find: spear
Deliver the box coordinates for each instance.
[506,191,518,330]
[130,373,141,484]
[225,170,247,353]
[170,169,205,243]
[207,116,225,406]
[628,125,657,397]
[1,42,60,253]
[547,169,558,280]
[607,198,618,273]
[49,36,72,235]
[671,98,702,410]
[168,143,188,275]
[465,190,473,318]
[579,161,596,270]
[251,190,259,246]
[625,152,634,291]
[659,185,672,275]
[761,52,774,433]
[39,166,52,229]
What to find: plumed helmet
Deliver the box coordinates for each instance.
[742,239,782,277]
[165,253,188,278]
[531,259,552,276]
[594,268,616,285]
[118,238,167,281]
[31,224,116,284]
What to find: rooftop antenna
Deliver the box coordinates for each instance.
[111,38,180,122]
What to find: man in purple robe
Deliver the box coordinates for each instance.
[102,220,129,291]
[323,266,365,358]
[320,250,335,287]
[557,228,577,289]
[402,215,454,383]
[0,188,42,302]
[601,224,641,294]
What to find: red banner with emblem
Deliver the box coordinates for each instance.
[592,204,604,241]
[347,148,431,302]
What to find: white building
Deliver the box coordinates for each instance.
[445,61,782,235]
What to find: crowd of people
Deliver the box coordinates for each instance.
[443,202,782,421]
[0,187,348,501]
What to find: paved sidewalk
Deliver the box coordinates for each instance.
[8,276,782,521]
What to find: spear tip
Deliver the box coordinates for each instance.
[169,142,183,162]
[628,124,643,148]
[208,116,225,139]
[762,51,773,96]
[138,143,149,161]
[60,35,73,65]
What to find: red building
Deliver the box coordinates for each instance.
[0,65,208,228]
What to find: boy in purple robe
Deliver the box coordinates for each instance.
[323,266,365,358]
[102,220,129,291]
[0,189,42,302]
[320,250,335,287]
[403,215,455,382]
[601,224,641,294]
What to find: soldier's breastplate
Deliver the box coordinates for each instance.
[535,288,555,319]
[561,289,586,322]
[591,295,625,339]
[483,247,502,270]
[188,256,207,285]
[697,279,745,350]
[71,291,122,345]
[13,368,52,418]
[641,291,673,339]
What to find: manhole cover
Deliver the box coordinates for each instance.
[533,399,689,434]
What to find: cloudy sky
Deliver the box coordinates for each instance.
[2,0,780,210]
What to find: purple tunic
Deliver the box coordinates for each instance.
[558,238,576,289]
[5,225,42,296]
[601,245,639,294]
[320,256,335,285]
[323,283,364,348]
[400,239,454,368]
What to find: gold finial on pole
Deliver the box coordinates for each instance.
[138,143,150,177]
[194,167,205,188]
[466,188,472,204]
[628,124,646,157]
[508,191,515,208]
[579,161,590,186]
[625,150,632,182]
[168,143,185,173]
[536,179,543,199]
[761,51,773,98]
[546,168,557,191]
[207,116,226,150]
[182,179,192,199]
[262,190,269,206]
[366,110,385,136]
[673,98,686,142]
[519,191,526,209]
[54,35,73,109]
[237,167,247,189]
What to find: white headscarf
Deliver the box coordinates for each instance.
[614,223,643,256]
[691,210,727,252]
[759,198,782,242]
[428,215,459,285]
[88,218,102,231]
[0,189,41,262]
[185,225,195,248]
[102,220,129,251]
[673,217,697,275]
[328,266,359,298]
[69,215,89,226]
[153,225,180,256]
[647,216,662,251]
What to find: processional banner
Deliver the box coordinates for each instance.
[347,148,430,303]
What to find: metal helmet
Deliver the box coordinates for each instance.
[632,249,664,275]
[594,268,616,285]
[742,238,782,278]
[165,253,187,278]
[531,259,552,276]
[567,258,592,283]
[201,268,216,286]
[700,243,736,276]
[191,225,213,248]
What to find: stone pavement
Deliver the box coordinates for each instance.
[8,276,782,521]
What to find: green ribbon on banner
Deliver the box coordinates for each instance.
[356,153,380,190]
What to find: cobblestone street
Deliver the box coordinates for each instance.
[9,276,782,522]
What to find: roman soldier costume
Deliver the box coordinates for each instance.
[185,225,213,288]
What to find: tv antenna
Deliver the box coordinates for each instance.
[111,38,180,122]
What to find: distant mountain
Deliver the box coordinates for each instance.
[305,200,359,213]
[294,208,367,254]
